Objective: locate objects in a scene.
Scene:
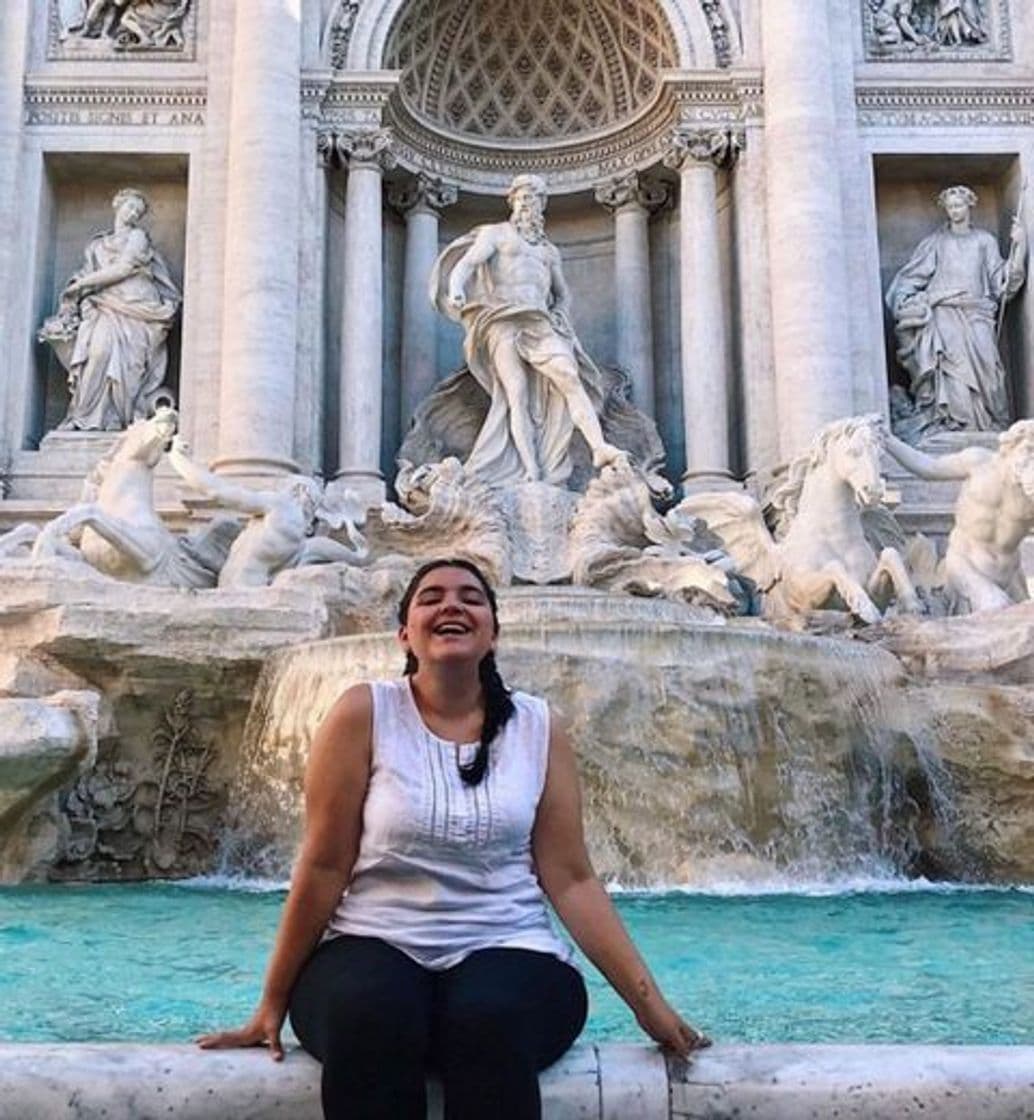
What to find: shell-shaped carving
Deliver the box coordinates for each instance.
[384,0,678,141]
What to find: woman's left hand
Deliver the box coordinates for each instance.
[636,998,711,1058]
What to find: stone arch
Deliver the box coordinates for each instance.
[383,0,678,140]
[343,0,740,74]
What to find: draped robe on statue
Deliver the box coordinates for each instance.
[430,229,606,487]
[887,226,1022,432]
[48,229,181,431]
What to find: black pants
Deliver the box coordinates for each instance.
[289,935,588,1120]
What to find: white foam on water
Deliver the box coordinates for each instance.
[171,872,1034,899]
[605,876,1034,898]
[172,874,290,893]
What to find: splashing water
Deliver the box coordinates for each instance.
[218,592,965,889]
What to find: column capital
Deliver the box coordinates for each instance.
[663,128,742,172]
[318,127,396,172]
[387,174,459,218]
[594,172,669,215]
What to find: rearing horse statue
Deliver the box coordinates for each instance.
[32,407,233,587]
[680,414,920,623]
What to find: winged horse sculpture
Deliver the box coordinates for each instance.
[679,414,920,623]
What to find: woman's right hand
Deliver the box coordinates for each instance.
[197,996,288,1061]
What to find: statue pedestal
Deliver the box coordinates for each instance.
[37,429,122,468]
[498,482,579,584]
[3,429,185,522]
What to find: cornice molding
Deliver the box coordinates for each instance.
[305,71,760,194]
[23,81,206,127]
[856,82,1034,127]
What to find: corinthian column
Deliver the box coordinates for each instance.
[761,0,852,459]
[214,0,302,477]
[595,172,668,416]
[332,128,394,504]
[388,175,458,430]
[664,129,738,489]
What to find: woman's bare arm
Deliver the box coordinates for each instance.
[198,684,373,1058]
[532,714,710,1057]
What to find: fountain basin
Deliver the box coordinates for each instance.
[2,1042,1031,1119]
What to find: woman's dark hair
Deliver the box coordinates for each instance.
[398,558,515,786]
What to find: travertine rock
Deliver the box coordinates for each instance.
[0,691,99,879]
[0,567,328,881]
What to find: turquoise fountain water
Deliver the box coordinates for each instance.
[1,882,1031,1045]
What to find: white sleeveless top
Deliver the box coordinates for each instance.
[325,678,576,971]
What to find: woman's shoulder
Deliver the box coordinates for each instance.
[325,682,376,722]
[508,689,553,726]
[509,687,545,707]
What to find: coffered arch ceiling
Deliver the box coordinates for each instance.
[330,0,745,193]
[383,0,680,142]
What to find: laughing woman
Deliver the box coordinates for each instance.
[200,557,709,1119]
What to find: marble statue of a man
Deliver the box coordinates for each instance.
[168,437,367,588]
[39,188,181,432]
[885,424,1034,612]
[887,185,1026,440]
[430,174,625,486]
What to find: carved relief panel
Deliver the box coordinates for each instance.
[49,0,198,61]
[862,0,1011,61]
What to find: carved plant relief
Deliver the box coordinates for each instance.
[56,691,221,879]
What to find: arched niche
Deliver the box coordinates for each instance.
[342,0,741,74]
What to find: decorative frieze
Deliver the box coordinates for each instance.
[856,83,1034,127]
[301,71,758,194]
[308,76,399,130]
[24,84,206,128]
[862,0,1011,62]
[48,0,197,62]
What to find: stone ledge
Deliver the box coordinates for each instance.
[0,1042,1032,1119]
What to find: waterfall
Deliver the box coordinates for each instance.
[218,590,963,888]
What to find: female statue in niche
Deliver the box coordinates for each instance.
[886,184,1026,441]
[39,187,181,432]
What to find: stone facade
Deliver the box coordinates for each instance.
[0,0,1032,535]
